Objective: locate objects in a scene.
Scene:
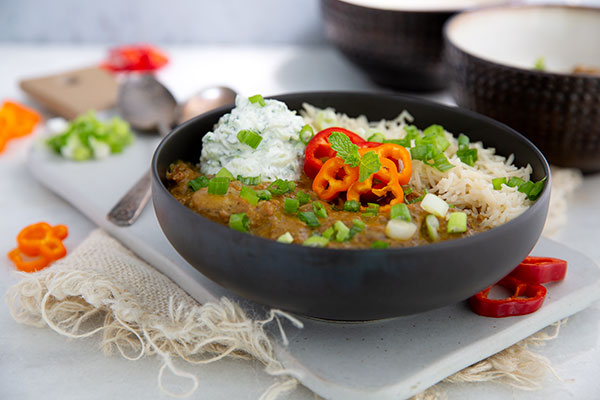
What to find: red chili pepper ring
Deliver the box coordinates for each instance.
[468,276,547,318]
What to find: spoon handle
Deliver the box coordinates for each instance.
[107,170,151,226]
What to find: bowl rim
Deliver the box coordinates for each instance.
[443,3,600,80]
[328,0,509,14]
[151,90,551,256]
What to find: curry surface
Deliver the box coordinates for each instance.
[167,161,488,248]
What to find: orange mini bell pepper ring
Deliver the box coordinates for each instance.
[312,157,359,201]
[17,222,68,258]
[360,144,412,185]
[346,158,405,212]
[7,248,51,273]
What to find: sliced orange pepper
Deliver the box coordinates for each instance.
[312,157,359,201]
[0,100,41,154]
[7,248,51,273]
[360,143,412,185]
[347,158,405,212]
[9,222,69,272]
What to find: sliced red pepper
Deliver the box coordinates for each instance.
[468,276,547,318]
[102,45,169,72]
[508,256,567,284]
[303,127,375,178]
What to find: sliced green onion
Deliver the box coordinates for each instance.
[457,147,478,167]
[421,193,449,218]
[268,179,295,196]
[492,177,507,190]
[406,189,428,205]
[299,124,314,145]
[457,133,470,148]
[447,212,467,233]
[303,235,329,247]
[425,214,440,242]
[277,232,294,244]
[322,226,335,240]
[385,219,417,240]
[371,241,389,249]
[237,175,261,186]
[528,177,547,200]
[248,94,266,106]
[240,186,259,205]
[431,153,455,172]
[298,211,320,227]
[284,198,299,214]
[343,200,361,212]
[390,203,411,222]
[364,203,380,216]
[334,221,350,242]
[349,218,365,238]
[188,176,210,192]
[367,132,385,143]
[229,213,249,232]
[208,177,230,195]
[237,130,263,149]
[296,190,310,205]
[404,187,413,195]
[256,189,272,201]
[507,176,525,188]
[312,201,328,219]
[216,167,234,180]
[517,181,535,195]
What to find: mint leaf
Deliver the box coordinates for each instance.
[359,151,381,182]
[328,131,360,167]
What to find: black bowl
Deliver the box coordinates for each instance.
[321,0,508,92]
[152,92,551,321]
[444,5,600,172]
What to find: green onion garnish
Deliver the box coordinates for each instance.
[404,187,413,195]
[188,176,209,192]
[528,177,547,200]
[296,190,310,205]
[457,147,478,167]
[371,241,389,249]
[322,226,335,240]
[390,203,411,222]
[277,232,293,244]
[207,177,230,195]
[364,203,379,216]
[367,132,385,143]
[334,221,350,242]
[237,130,263,149]
[425,214,440,242]
[229,213,249,232]
[447,212,467,233]
[349,218,365,238]
[299,124,314,145]
[284,198,299,214]
[256,189,272,201]
[507,176,525,188]
[343,199,361,212]
[298,211,320,227]
[248,94,266,107]
[457,133,470,148]
[216,167,234,180]
[492,177,507,190]
[268,179,296,196]
[421,193,449,218]
[431,153,455,172]
[303,235,329,247]
[237,175,261,186]
[312,201,328,219]
[240,186,259,205]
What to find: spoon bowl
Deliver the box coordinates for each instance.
[178,86,237,124]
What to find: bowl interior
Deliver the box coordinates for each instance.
[446,6,600,73]
[338,0,507,12]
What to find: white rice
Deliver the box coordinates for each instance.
[301,103,533,228]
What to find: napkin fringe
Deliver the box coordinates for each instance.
[6,266,301,399]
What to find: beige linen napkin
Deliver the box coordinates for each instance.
[6,167,582,400]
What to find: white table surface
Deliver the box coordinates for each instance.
[1,45,599,400]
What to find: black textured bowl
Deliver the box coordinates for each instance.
[444,5,600,172]
[321,0,508,92]
[152,92,551,321]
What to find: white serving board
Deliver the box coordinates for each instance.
[28,132,600,400]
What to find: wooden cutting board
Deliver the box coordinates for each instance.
[19,66,118,119]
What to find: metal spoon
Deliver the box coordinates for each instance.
[107,76,237,226]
